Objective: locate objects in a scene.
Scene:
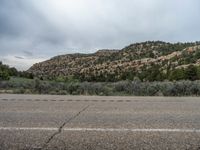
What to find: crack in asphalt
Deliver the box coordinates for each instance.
[39,105,90,150]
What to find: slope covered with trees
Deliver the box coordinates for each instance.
[28,41,200,82]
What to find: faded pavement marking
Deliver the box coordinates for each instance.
[1,127,200,133]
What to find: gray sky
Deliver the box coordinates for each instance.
[0,0,200,70]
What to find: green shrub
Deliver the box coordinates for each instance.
[0,70,10,80]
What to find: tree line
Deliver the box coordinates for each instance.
[1,61,200,82]
[0,62,33,81]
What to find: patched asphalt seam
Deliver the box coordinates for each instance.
[40,105,90,150]
[0,99,131,102]
[0,98,185,103]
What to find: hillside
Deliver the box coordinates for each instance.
[28,41,200,82]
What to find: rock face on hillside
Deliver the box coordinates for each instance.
[28,41,200,81]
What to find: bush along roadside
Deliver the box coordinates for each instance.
[1,77,200,96]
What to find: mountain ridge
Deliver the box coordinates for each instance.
[28,41,200,82]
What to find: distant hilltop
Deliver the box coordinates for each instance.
[28,41,200,82]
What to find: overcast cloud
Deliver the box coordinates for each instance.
[0,0,200,70]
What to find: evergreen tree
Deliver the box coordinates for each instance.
[185,65,198,81]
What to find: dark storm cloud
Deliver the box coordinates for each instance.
[15,56,24,59]
[0,0,67,53]
[0,0,200,70]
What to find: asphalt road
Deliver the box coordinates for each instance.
[0,94,200,150]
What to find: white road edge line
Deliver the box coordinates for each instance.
[0,127,200,133]
[0,127,58,131]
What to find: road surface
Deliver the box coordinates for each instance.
[0,94,200,150]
